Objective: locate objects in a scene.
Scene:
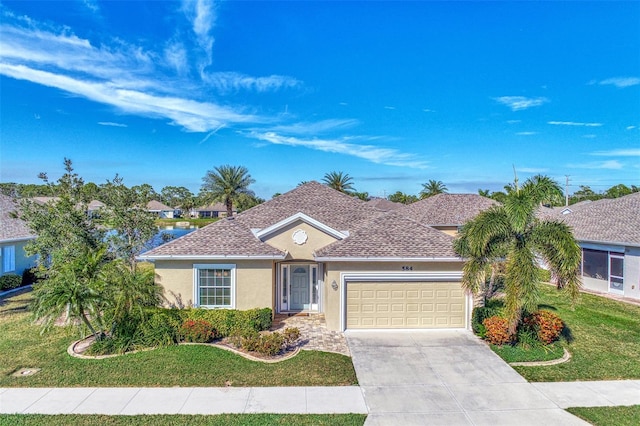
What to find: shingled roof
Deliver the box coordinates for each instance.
[315,212,458,259]
[141,181,459,260]
[547,193,640,247]
[0,194,36,242]
[398,193,499,225]
[367,197,403,212]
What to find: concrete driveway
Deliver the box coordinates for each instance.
[347,329,588,426]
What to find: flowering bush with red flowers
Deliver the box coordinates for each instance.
[524,310,564,344]
[482,316,514,345]
[179,319,216,343]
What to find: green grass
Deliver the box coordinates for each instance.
[491,341,565,363]
[491,284,640,382]
[0,414,367,426]
[566,405,640,426]
[0,292,358,387]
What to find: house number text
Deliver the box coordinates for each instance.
[401,266,413,271]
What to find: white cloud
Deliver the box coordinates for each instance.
[516,131,537,136]
[582,134,596,139]
[247,132,429,169]
[422,109,434,113]
[98,122,127,127]
[494,96,548,111]
[384,106,396,110]
[181,0,217,68]
[204,71,301,93]
[568,160,623,170]
[265,119,359,135]
[548,121,603,127]
[519,167,548,173]
[591,149,640,157]
[627,126,637,130]
[507,120,521,124]
[0,64,266,132]
[598,77,640,88]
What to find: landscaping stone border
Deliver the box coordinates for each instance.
[68,337,301,363]
[509,348,572,367]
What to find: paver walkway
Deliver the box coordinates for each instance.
[272,313,350,355]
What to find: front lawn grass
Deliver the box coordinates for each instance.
[0,414,367,426]
[491,340,565,363]
[566,405,640,426]
[0,292,357,387]
[493,284,640,382]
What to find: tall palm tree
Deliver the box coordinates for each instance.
[478,189,491,197]
[419,180,447,199]
[454,176,581,334]
[524,174,564,206]
[201,165,255,217]
[322,171,355,194]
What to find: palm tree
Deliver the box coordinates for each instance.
[524,174,564,206]
[454,176,582,334]
[322,171,355,194]
[478,189,491,197]
[31,246,109,337]
[419,180,447,199]
[201,165,255,217]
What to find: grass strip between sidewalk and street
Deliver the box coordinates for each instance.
[0,414,367,426]
[566,405,640,426]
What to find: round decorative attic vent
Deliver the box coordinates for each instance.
[292,229,308,245]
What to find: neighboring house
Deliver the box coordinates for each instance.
[147,200,175,219]
[398,193,499,236]
[87,200,105,217]
[541,193,640,301]
[0,194,36,277]
[195,202,237,218]
[367,197,403,212]
[141,182,470,331]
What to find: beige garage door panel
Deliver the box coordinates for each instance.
[347,281,465,329]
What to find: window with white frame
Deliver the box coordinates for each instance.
[194,264,235,308]
[2,246,16,273]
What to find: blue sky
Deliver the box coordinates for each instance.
[1,1,638,199]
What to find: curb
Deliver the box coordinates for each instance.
[509,348,572,367]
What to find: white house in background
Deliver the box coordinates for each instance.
[194,202,237,218]
[0,194,37,277]
[542,192,640,301]
[146,200,175,219]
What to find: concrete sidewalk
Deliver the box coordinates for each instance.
[0,386,368,415]
[532,380,640,409]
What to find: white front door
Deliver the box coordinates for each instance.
[280,264,319,312]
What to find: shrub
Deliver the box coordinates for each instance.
[283,327,301,349]
[483,316,513,346]
[179,319,216,343]
[472,306,500,337]
[22,268,39,286]
[0,274,21,291]
[184,308,272,338]
[138,309,182,347]
[256,332,284,356]
[524,310,564,344]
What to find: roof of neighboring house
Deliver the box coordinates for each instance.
[367,197,403,212]
[543,192,640,247]
[196,202,236,212]
[87,200,106,210]
[398,193,499,226]
[31,196,59,205]
[146,200,174,211]
[0,194,36,242]
[142,181,464,260]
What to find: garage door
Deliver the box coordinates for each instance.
[346,281,466,329]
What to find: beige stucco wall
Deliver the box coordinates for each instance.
[263,220,338,261]
[322,261,464,331]
[154,259,274,310]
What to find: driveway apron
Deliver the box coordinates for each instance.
[346,329,589,426]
